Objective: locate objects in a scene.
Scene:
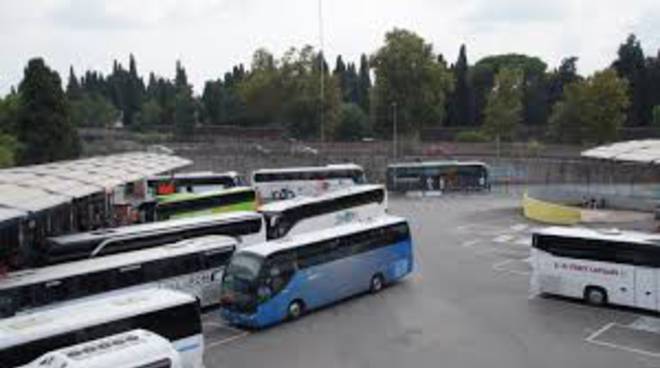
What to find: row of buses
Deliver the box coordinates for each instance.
[0,184,389,317]
[0,160,496,366]
[0,166,409,365]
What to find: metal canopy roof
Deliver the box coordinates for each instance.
[582,140,660,164]
[0,152,192,214]
[0,207,26,223]
[0,184,70,212]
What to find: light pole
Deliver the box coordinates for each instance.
[318,0,325,143]
[392,101,398,159]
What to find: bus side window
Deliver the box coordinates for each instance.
[116,265,145,288]
[205,250,233,269]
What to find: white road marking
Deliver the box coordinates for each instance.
[493,234,515,243]
[206,331,251,348]
[585,322,616,342]
[585,322,660,358]
[460,239,480,248]
[205,321,246,334]
[492,259,531,276]
[628,316,660,334]
[514,236,531,246]
[510,224,528,232]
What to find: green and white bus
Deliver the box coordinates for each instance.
[152,187,258,221]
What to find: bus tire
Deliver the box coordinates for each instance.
[287,300,305,321]
[584,287,607,306]
[370,274,385,293]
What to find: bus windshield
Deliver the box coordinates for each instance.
[225,252,263,282]
[221,252,264,313]
[262,211,292,240]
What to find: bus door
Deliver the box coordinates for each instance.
[635,268,657,311]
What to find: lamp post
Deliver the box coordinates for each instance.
[318,0,325,143]
[392,101,398,159]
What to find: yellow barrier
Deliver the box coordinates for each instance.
[522,193,581,225]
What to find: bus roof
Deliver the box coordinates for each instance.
[0,288,194,348]
[387,160,489,169]
[156,186,254,204]
[242,215,407,257]
[27,330,176,368]
[259,184,384,212]
[148,171,240,181]
[0,235,237,290]
[252,163,363,175]
[47,211,261,246]
[535,226,660,246]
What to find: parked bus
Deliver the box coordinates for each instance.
[531,226,660,312]
[252,164,366,201]
[220,215,413,328]
[149,187,258,221]
[22,329,183,368]
[43,212,264,265]
[0,235,236,317]
[0,289,203,368]
[386,161,490,193]
[260,184,387,240]
[147,171,245,197]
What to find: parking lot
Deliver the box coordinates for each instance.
[202,192,660,368]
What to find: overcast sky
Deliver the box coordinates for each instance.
[1,0,659,96]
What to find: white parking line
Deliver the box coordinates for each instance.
[206,331,251,348]
[585,322,660,358]
[205,321,246,334]
[492,259,531,276]
[460,239,480,248]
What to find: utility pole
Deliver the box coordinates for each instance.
[318,0,325,143]
[392,101,398,159]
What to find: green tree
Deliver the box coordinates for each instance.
[0,134,20,168]
[370,28,453,137]
[66,66,82,100]
[16,58,80,164]
[333,103,370,141]
[612,34,647,125]
[547,57,581,108]
[357,54,371,113]
[173,61,196,135]
[136,99,164,128]
[69,93,119,127]
[549,69,629,144]
[653,105,660,127]
[470,54,547,126]
[482,67,524,141]
[0,90,20,135]
[448,44,472,126]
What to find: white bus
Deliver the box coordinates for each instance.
[22,329,183,368]
[531,226,660,311]
[147,171,245,197]
[260,184,387,240]
[0,235,236,317]
[251,164,366,201]
[44,211,264,266]
[0,289,204,368]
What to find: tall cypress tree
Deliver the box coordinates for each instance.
[66,66,82,100]
[334,55,347,98]
[612,34,647,125]
[450,44,472,126]
[357,54,371,113]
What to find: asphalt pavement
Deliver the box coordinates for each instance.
[203,192,660,368]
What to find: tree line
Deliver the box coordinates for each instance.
[0,29,659,166]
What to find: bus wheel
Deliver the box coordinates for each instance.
[287,300,305,320]
[584,287,607,306]
[370,274,384,293]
